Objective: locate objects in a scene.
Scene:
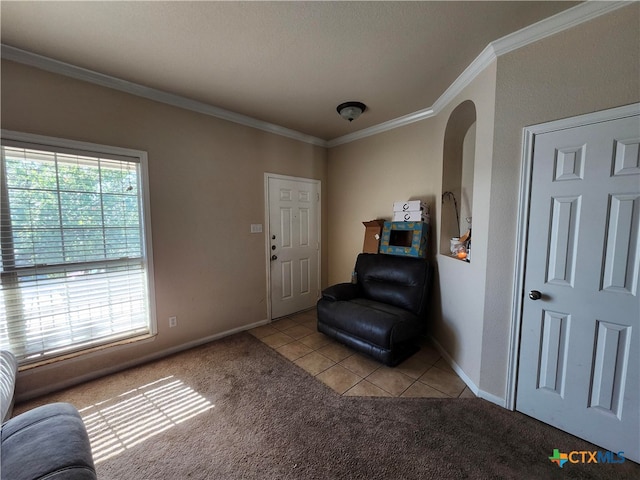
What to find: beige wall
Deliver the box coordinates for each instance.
[328,62,497,389]
[2,4,638,404]
[328,5,639,401]
[1,60,328,400]
[481,3,640,398]
[327,120,440,284]
[460,122,476,236]
[435,63,496,389]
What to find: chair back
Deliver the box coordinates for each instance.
[355,253,432,317]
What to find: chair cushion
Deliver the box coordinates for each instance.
[317,298,420,349]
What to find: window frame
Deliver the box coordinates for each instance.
[1,130,157,364]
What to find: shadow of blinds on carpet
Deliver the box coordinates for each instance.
[79,376,214,463]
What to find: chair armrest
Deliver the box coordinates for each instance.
[321,283,358,302]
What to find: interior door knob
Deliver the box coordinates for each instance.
[529,290,542,300]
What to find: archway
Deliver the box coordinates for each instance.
[440,100,476,259]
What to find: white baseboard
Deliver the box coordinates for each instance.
[15,318,270,403]
[428,334,506,408]
[476,389,506,408]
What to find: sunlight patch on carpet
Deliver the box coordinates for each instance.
[79,376,214,463]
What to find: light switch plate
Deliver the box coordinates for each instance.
[250,224,263,233]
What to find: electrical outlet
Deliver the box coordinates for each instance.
[169,316,177,328]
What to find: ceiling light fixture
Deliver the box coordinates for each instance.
[336,101,367,122]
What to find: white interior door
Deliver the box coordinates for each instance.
[267,175,320,319]
[517,112,639,462]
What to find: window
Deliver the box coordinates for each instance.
[1,131,156,365]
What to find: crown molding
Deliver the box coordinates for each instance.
[1,1,629,148]
[0,44,328,148]
[326,107,435,148]
[328,0,630,147]
[491,0,629,57]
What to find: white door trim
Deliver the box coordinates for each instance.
[264,172,321,322]
[505,102,640,410]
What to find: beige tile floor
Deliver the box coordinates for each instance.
[249,309,475,398]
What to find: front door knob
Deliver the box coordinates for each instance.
[271,255,278,261]
[529,290,542,300]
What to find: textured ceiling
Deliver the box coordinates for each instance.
[1,1,580,141]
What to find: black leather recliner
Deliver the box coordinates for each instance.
[317,253,433,366]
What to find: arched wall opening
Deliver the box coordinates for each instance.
[440,100,477,259]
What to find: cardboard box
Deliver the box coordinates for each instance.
[379,221,429,258]
[362,220,386,253]
[393,211,430,223]
[393,200,427,213]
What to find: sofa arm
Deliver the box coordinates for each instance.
[1,350,17,423]
[1,402,97,480]
[321,283,358,302]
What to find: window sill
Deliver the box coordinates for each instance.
[18,333,157,372]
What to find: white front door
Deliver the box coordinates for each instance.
[516,111,639,462]
[267,175,320,319]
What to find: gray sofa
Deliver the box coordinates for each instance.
[1,351,97,480]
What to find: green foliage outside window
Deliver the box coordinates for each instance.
[3,148,142,269]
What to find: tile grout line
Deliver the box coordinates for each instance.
[257,313,472,399]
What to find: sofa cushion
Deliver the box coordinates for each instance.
[1,402,97,480]
[1,350,18,423]
[317,298,420,349]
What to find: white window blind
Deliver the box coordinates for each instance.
[1,133,155,364]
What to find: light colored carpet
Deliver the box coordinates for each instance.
[14,333,640,479]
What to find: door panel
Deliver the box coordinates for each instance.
[590,320,631,417]
[603,194,639,293]
[268,176,320,319]
[537,309,569,395]
[547,195,580,286]
[517,113,639,462]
